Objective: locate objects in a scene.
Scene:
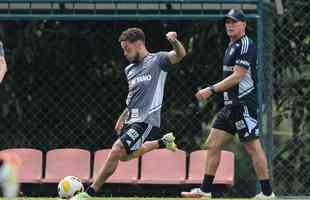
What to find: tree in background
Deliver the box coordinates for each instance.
[272,0,310,194]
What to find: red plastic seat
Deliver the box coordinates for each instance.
[0,148,43,183]
[93,149,138,183]
[42,148,91,183]
[139,149,186,184]
[186,150,234,186]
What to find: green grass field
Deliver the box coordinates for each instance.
[0,198,306,200]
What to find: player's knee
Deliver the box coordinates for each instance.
[119,157,128,162]
[109,148,123,160]
[206,140,221,151]
[249,148,266,160]
[111,141,127,160]
[119,154,132,162]
[245,146,256,156]
[244,140,263,156]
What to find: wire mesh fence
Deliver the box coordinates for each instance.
[271,0,310,196]
[0,20,260,196]
[0,0,309,197]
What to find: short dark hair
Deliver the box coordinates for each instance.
[118,27,145,43]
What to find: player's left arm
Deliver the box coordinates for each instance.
[166,32,186,64]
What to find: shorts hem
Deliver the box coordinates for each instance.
[212,126,235,136]
[240,135,260,143]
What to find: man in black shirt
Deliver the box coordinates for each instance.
[181,9,275,199]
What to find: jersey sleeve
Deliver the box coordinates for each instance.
[235,39,256,70]
[0,41,4,56]
[156,51,171,72]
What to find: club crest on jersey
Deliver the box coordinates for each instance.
[235,120,246,130]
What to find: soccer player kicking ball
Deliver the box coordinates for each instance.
[71,27,186,199]
[181,9,276,199]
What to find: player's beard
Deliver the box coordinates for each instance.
[132,52,140,64]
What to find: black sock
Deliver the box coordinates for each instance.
[86,187,96,196]
[158,139,165,148]
[0,160,3,168]
[200,174,215,193]
[260,179,272,196]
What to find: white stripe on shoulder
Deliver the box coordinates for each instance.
[245,36,249,54]
[125,63,134,70]
[241,38,245,54]
[241,36,249,55]
[125,63,135,74]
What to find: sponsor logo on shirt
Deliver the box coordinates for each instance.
[236,59,250,67]
[129,74,152,86]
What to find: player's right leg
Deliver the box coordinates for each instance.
[181,128,232,198]
[70,138,127,200]
[71,122,174,199]
[181,105,234,198]
[88,123,158,199]
[126,132,176,160]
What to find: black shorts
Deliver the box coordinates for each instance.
[120,122,159,154]
[212,104,259,142]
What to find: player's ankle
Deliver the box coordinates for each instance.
[85,186,96,196]
[260,179,272,196]
[200,174,215,193]
[158,139,166,148]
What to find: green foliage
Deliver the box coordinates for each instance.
[272,0,310,195]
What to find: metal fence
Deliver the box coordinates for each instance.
[271,0,310,196]
[0,0,309,197]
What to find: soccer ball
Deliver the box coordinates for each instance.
[58,176,84,199]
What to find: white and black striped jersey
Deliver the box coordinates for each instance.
[222,35,257,111]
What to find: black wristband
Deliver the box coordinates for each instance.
[207,85,216,94]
